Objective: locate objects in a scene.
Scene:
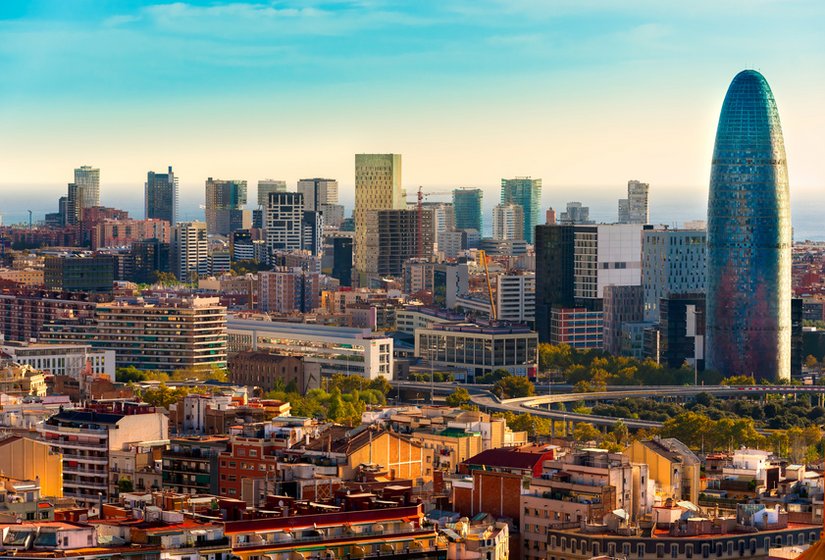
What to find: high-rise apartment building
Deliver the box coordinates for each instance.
[297,178,338,211]
[354,154,405,280]
[258,268,320,314]
[706,70,791,381]
[205,178,249,235]
[500,177,541,243]
[171,221,209,282]
[423,202,455,249]
[558,202,593,225]
[363,209,433,278]
[496,273,535,323]
[453,188,483,232]
[74,165,100,210]
[642,229,707,323]
[618,180,650,224]
[145,166,178,225]
[492,203,525,241]
[265,192,305,257]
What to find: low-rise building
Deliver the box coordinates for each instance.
[0,436,64,498]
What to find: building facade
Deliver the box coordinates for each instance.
[297,178,338,211]
[706,70,792,381]
[171,221,208,282]
[453,188,483,232]
[44,254,115,293]
[642,228,707,322]
[500,177,541,243]
[265,192,304,256]
[145,166,178,225]
[492,203,524,241]
[205,178,249,235]
[74,165,100,211]
[618,179,650,224]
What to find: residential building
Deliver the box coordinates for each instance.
[41,296,227,372]
[546,207,556,225]
[618,179,650,224]
[44,253,115,293]
[424,202,455,249]
[0,436,63,498]
[227,317,393,379]
[171,221,208,282]
[500,177,540,243]
[257,268,320,314]
[558,201,592,224]
[0,362,47,397]
[0,340,115,379]
[625,437,701,504]
[354,154,405,281]
[109,440,167,497]
[707,70,792,382]
[492,203,524,241]
[162,436,228,495]
[439,229,467,259]
[496,272,535,323]
[550,307,604,349]
[453,188,483,232]
[0,288,101,343]
[91,218,171,250]
[205,178,250,235]
[363,208,433,278]
[145,166,178,225]
[301,210,323,256]
[39,407,168,506]
[642,228,707,322]
[414,322,538,380]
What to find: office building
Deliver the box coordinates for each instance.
[91,218,171,250]
[558,201,592,224]
[492,203,524,241]
[642,229,707,322]
[363,208,433,278]
[257,179,287,207]
[453,188,483,232]
[39,408,168,506]
[227,317,394,379]
[205,178,249,235]
[145,166,178,225]
[171,221,208,282]
[434,262,470,309]
[414,322,538,380]
[44,254,115,293]
[297,178,338,211]
[707,70,792,381]
[265,192,304,257]
[439,229,467,259]
[0,340,115,380]
[423,202,455,249]
[74,165,100,210]
[478,237,528,256]
[550,307,604,349]
[659,293,706,370]
[618,179,650,224]
[603,284,644,355]
[42,296,227,372]
[500,177,541,243]
[331,236,353,287]
[354,154,405,280]
[320,203,345,228]
[301,210,323,256]
[130,238,170,283]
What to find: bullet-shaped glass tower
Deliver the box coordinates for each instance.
[706,70,791,381]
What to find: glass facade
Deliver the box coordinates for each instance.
[706,70,791,381]
[501,177,541,243]
[452,188,483,232]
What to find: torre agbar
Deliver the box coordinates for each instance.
[706,70,792,381]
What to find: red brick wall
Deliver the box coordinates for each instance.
[452,471,524,523]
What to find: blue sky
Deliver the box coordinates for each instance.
[0,0,823,221]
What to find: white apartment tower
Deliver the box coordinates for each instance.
[492,203,524,241]
[618,180,650,224]
[266,192,305,256]
[354,154,405,280]
[172,221,209,282]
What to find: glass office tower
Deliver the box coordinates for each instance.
[453,188,483,232]
[706,70,791,381]
[501,177,541,243]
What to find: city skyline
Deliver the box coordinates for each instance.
[0,1,823,205]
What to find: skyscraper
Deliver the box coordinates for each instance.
[297,178,339,211]
[74,165,100,210]
[145,166,178,225]
[265,192,305,255]
[706,70,792,382]
[354,154,405,280]
[257,179,287,207]
[618,180,650,224]
[500,177,541,243]
[492,203,524,240]
[171,221,209,282]
[205,178,250,235]
[453,188,483,232]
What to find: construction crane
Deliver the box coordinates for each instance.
[414,186,451,258]
[477,249,497,321]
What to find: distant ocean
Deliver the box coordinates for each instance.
[1,183,823,241]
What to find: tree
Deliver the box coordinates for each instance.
[151,271,180,286]
[721,375,757,386]
[660,411,714,450]
[446,387,472,407]
[492,376,535,399]
[573,422,602,442]
[368,376,392,395]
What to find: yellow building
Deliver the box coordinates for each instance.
[0,436,63,497]
[625,438,700,504]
